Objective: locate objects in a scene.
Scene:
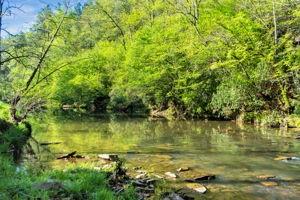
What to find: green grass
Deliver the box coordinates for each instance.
[0,156,137,200]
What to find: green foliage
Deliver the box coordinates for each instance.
[0,101,10,121]
[0,157,47,200]
[288,115,300,128]
[255,111,285,128]
[2,0,300,121]
[0,121,32,162]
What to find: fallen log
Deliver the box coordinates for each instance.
[57,151,77,159]
[40,142,62,146]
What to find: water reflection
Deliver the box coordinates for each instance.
[33,115,300,199]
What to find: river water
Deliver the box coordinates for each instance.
[33,115,300,199]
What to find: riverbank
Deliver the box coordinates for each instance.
[54,104,300,129]
[1,102,300,199]
[34,116,300,199]
[0,119,137,200]
[0,156,137,200]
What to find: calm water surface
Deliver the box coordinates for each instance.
[33,115,300,199]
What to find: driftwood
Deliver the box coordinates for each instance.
[57,151,77,159]
[40,142,62,146]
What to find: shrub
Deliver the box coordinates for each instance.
[0,101,10,121]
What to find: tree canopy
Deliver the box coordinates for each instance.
[1,0,300,123]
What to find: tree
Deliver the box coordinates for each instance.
[2,0,299,122]
[1,1,73,124]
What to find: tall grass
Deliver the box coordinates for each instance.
[0,156,137,200]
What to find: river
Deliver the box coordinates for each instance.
[33,115,300,199]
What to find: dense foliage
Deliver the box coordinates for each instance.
[1,0,300,123]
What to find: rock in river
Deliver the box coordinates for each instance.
[260,181,278,187]
[185,183,207,194]
[177,167,190,172]
[177,183,207,199]
[165,172,178,179]
[98,154,119,161]
[185,175,216,182]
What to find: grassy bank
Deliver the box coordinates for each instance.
[0,156,136,200]
[0,110,137,199]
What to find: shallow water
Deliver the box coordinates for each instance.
[33,115,300,199]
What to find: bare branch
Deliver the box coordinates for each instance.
[166,0,202,36]
[23,9,68,93]
[26,57,92,93]
[97,3,127,50]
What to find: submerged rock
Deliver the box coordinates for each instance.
[165,172,178,179]
[177,185,207,199]
[260,181,278,187]
[177,167,190,172]
[98,154,119,161]
[185,175,216,182]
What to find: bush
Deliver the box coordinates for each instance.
[288,114,300,128]
[0,101,10,121]
[256,111,285,128]
[0,121,32,162]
